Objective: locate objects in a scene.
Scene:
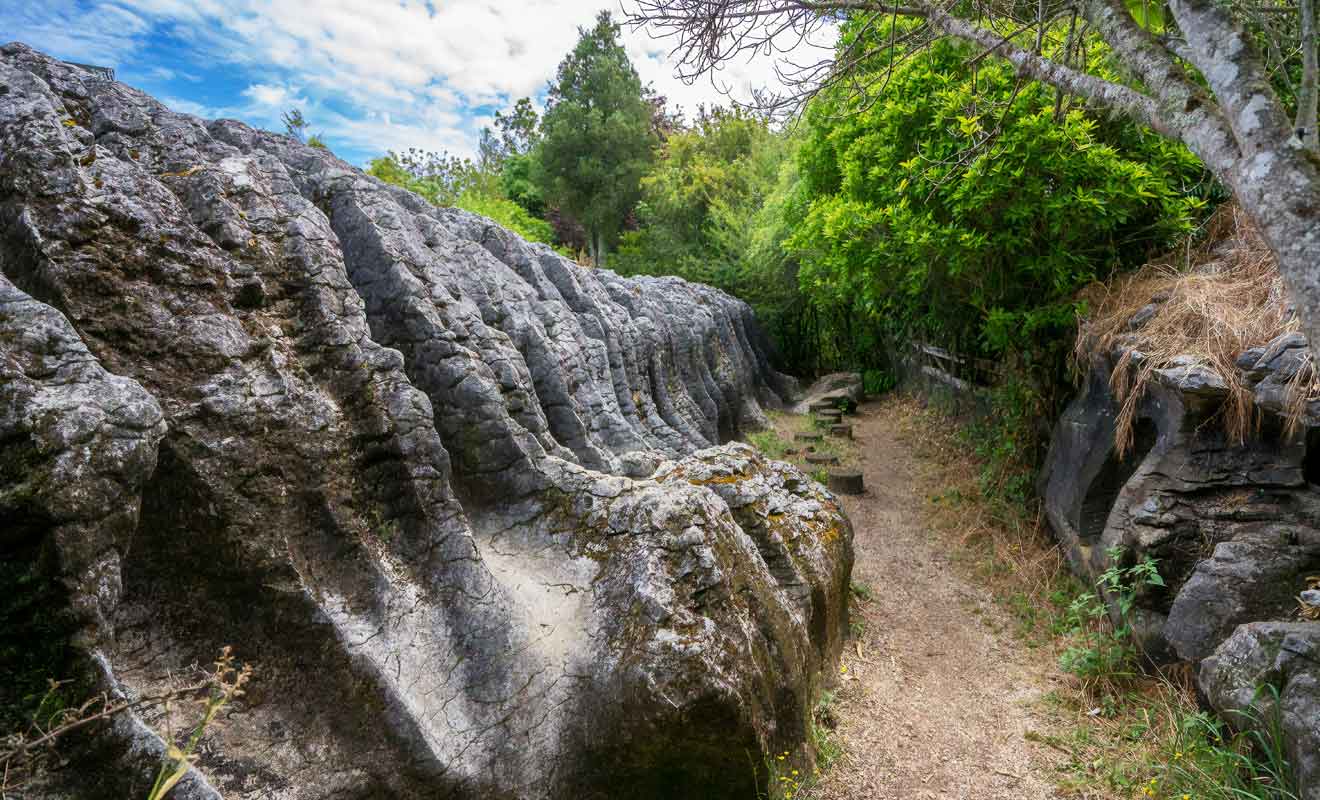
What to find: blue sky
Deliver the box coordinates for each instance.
[1,0,829,166]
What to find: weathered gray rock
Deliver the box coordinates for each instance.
[0,44,848,799]
[1043,325,1320,796]
[792,372,863,414]
[1201,623,1320,800]
[1166,533,1316,662]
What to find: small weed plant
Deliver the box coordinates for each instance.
[1,646,251,799]
[1059,547,1164,687]
[147,647,252,800]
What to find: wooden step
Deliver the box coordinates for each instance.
[828,471,865,495]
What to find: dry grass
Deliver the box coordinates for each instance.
[1075,204,1313,454]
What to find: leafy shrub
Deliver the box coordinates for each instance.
[790,27,1212,366]
[1059,547,1164,685]
[960,374,1048,507]
[367,151,557,247]
[454,191,557,246]
[862,369,894,396]
[367,150,489,207]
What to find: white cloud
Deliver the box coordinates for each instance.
[241,82,306,111]
[1,0,151,65]
[2,0,835,160]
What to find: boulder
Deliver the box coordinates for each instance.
[793,373,864,414]
[1200,623,1320,800]
[0,45,848,799]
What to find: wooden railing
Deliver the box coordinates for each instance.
[903,340,994,398]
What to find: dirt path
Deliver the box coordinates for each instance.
[800,399,1065,800]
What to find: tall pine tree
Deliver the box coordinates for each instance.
[536,11,654,265]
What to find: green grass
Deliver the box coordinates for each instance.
[745,429,791,459]
[1149,697,1298,800]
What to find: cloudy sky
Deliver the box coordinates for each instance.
[1,0,833,165]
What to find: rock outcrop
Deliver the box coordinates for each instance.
[1043,331,1320,798]
[0,44,851,799]
[791,372,864,415]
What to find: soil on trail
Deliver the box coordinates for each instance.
[790,398,1065,800]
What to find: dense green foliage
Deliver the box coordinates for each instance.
[535,11,656,263]
[610,108,816,365]
[361,13,1215,441]
[790,29,1211,365]
[604,29,1212,384]
[367,150,557,246]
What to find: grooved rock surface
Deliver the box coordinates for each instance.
[0,44,850,800]
[1042,335,1320,797]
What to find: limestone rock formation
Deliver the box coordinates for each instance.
[1201,623,1320,800]
[1042,332,1320,798]
[791,372,864,414]
[0,44,851,799]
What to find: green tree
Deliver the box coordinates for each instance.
[536,11,655,264]
[495,97,540,156]
[611,108,820,369]
[789,25,1212,365]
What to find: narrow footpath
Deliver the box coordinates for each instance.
[799,399,1065,800]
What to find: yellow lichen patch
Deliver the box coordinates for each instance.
[160,165,202,178]
[688,473,747,486]
[62,118,77,127]
[819,522,842,544]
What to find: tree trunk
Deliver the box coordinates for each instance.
[1301,0,1319,152]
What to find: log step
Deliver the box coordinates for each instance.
[805,453,839,465]
[828,424,852,439]
[794,432,823,442]
[828,471,865,495]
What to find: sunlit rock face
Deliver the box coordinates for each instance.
[0,43,850,800]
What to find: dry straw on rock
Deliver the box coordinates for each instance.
[1076,204,1315,455]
